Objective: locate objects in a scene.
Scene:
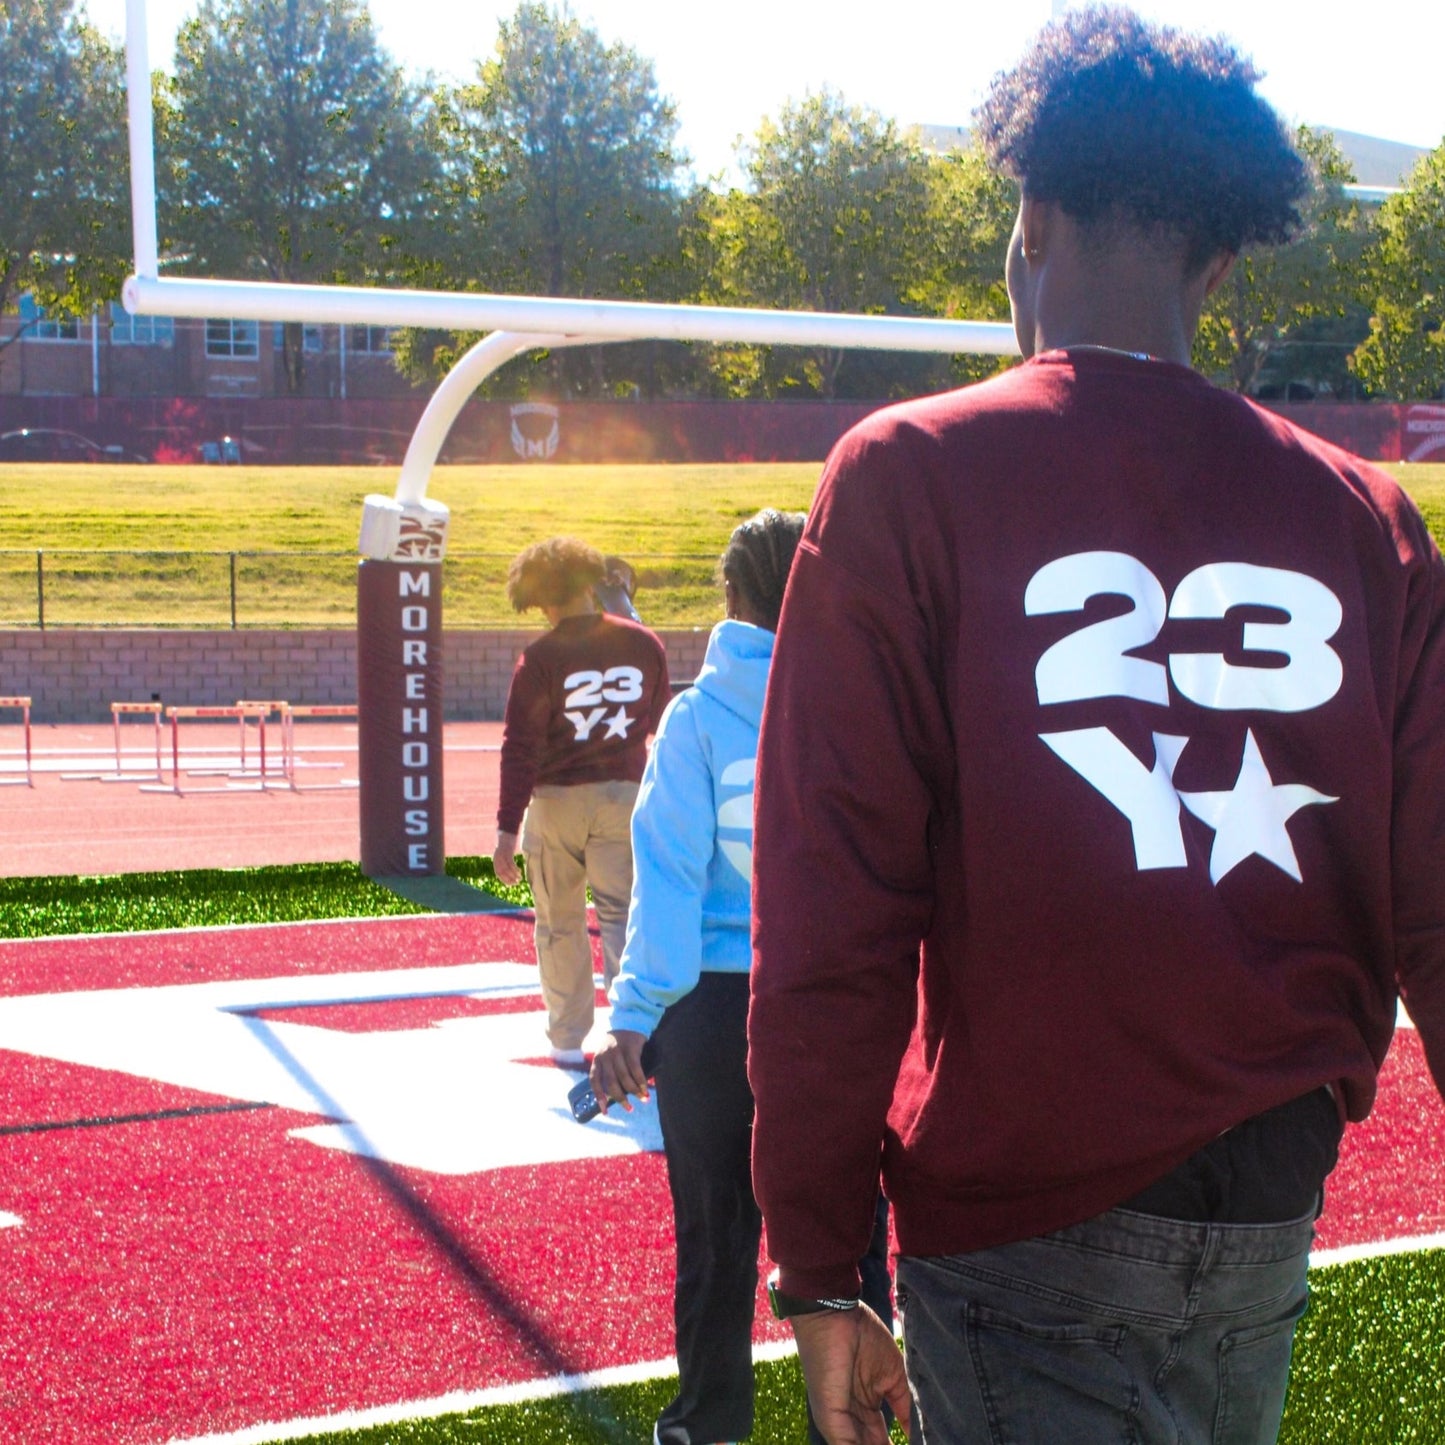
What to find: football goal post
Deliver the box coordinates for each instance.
[120,0,1020,876]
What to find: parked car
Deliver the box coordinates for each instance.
[0,428,148,463]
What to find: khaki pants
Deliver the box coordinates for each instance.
[521,779,638,1051]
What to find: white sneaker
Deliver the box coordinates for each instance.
[548,1045,586,1067]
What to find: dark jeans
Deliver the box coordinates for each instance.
[652,972,892,1445]
[896,1203,1316,1445]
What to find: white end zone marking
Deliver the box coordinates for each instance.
[0,963,660,1173]
[167,1341,803,1444]
[168,1232,1445,1445]
[1310,1231,1445,1270]
[0,1212,21,1229]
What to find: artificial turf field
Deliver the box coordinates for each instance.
[0,864,1441,1444]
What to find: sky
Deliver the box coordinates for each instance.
[89,0,1443,186]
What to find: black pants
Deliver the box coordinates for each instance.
[652,972,892,1445]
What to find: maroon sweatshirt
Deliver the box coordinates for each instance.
[496,612,671,835]
[749,350,1445,1299]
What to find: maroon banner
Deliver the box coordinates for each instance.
[0,394,1422,465]
[357,560,445,877]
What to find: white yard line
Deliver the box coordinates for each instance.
[169,1342,800,1444]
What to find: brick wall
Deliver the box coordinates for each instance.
[0,627,712,724]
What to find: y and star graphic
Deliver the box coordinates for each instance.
[1179,729,1336,883]
[602,707,635,739]
[1029,550,1346,886]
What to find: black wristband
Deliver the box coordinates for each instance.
[766,1268,860,1320]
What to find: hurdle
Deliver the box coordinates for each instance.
[139,705,272,794]
[62,702,165,783]
[178,700,284,781]
[278,703,359,791]
[0,696,33,787]
[232,699,290,782]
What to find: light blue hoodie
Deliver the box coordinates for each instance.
[607,619,772,1038]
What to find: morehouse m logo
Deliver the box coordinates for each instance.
[509,402,560,460]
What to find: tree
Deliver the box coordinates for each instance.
[164,0,444,393]
[1351,140,1445,401]
[0,0,129,363]
[399,3,690,397]
[907,143,1018,388]
[698,91,936,399]
[1193,127,1372,396]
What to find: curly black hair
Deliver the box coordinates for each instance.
[975,5,1309,269]
[719,509,806,633]
[506,536,606,612]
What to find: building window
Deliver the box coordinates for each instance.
[348,325,394,354]
[272,322,324,353]
[206,318,260,359]
[110,304,175,346]
[19,294,80,342]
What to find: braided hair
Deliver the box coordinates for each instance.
[719,509,806,633]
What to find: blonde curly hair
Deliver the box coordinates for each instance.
[506,536,607,612]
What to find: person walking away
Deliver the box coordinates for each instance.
[494,537,670,1065]
[592,510,894,1445]
[747,9,1445,1444]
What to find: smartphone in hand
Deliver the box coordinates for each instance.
[568,1075,604,1123]
[568,1039,656,1124]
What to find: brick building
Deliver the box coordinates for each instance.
[0,303,416,403]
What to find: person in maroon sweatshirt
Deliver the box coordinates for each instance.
[493,537,670,1065]
[748,10,1445,1445]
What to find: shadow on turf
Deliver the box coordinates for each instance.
[373,873,522,914]
[236,1013,633,1443]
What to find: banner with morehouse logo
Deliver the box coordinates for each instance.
[357,559,445,876]
[1405,403,1445,463]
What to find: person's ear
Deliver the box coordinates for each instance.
[1201,251,1236,298]
[1019,195,1055,263]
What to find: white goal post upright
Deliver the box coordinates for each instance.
[120,0,1021,877]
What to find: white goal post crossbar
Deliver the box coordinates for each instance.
[121,0,1392,502]
[121,0,1020,509]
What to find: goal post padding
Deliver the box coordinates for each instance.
[357,560,445,876]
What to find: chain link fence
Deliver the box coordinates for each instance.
[0,550,724,629]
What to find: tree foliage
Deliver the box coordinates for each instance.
[697,91,938,398]
[0,0,129,357]
[1351,140,1445,401]
[448,1,686,299]
[908,144,1018,387]
[390,3,694,397]
[7,2,1442,407]
[163,0,444,392]
[1193,127,1372,396]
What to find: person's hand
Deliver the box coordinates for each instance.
[590,1029,650,1113]
[792,1304,912,1445]
[492,831,521,886]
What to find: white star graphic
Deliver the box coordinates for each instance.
[1178,730,1336,884]
[603,707,635,739]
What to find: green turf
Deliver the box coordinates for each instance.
[1278,1251,1445,1443]
[0,461,1438,628]
[0,461,821,627]
[0,856,532,938]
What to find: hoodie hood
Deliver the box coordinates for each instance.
[606,618,775,1037]
[692,618,774,723]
